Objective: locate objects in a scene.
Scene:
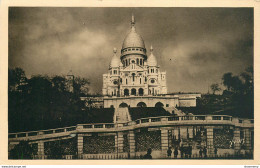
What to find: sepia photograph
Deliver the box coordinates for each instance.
[7,7,254,161]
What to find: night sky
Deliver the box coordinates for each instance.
[9,7,253,94]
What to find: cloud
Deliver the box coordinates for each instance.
[9,7,253,94]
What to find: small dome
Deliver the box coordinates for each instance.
[110,48,120,68]
[147,46,157,66]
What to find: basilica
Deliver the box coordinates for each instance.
[102,15,200,108]
[102,15,167,97]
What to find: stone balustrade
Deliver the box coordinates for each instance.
[9,115,253,142]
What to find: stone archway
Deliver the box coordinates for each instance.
[124,89,129,96]
[119,102,128,108]
[138,88,144,96]
[155,102,164,107]
[137,102,147,107]
[131,88,136,95]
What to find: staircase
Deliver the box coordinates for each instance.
[113,107,131,123]
[164,107,186,116]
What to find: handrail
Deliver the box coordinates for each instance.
[8,115,254,138]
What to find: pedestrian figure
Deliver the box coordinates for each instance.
[143,148,152,159]
[180,145,184,158]
[167,147,172,158]
[174,147,178,158]
[184,147,188,158]
[214,147,218,157]
[199,148,203,158]
[188,145,192,158]
[203,147,207,158]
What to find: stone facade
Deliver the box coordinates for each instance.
[101,15,200,108]
[102,15,167,97]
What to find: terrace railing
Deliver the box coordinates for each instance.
[9,115,253,140]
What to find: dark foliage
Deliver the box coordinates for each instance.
[8,68,90,133]
[182,66,253,119]
[9,141,37,159]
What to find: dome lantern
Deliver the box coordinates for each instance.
[110,48,120,68]
[121,15,147,59]
[147,45,157,66]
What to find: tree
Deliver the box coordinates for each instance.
[210,83,221,95]
[9,141,35,159]
[222,72,233,91]
[8,67,27,92]
[73,77,90,96]
[222,73,243,93]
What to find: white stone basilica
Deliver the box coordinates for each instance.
[101,15,200,108]
[102,15,167,97]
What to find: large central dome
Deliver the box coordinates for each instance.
[121,15,147,58]
[122,27,145,49]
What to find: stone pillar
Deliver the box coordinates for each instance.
[173,128,179,140]
[117,132,124,153]
[244,129,252,153]
[128,130,136,158]
[161,128,169,158]
[180,127,187,140]
[234,128,241,155]
[188,127,193,139]
[77,134,84,159]
[115,134,118,154]
[37,141,44,159]
[206,127,214,156]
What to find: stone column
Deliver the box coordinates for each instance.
[161,128,169,158]
[115,134,118,154]
[37,141,44,159]
[180,127,187,140]
[188,127,193,139]
[128,130,136,158]
[117,132,124,153]
[77,134,84,159]
[234,128,241,155]
[206,127,214,156]
[244,129,252,153]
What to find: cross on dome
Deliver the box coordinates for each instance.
[150,45,153,52]
[131,14,135,29]
[113,47,117,54]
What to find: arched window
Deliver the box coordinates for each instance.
[124,89,129,96]
[140,59,142,65]
[119,102,128,108]
[126,79,128,84]
[132,73,135,82]
[126,59,128,66]
[138,88,144,96]
[140,78,142,84]
[137,102,147,107]
[155,102,164,107]
[131,88,136,95]
[137,58,139,65]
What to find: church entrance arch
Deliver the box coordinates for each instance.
[137,102,147,107]
[155,102,164,107]
[124,89,129,96]
[138,88,144,96]
[131,88,136,95]
[119,103,128,108]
